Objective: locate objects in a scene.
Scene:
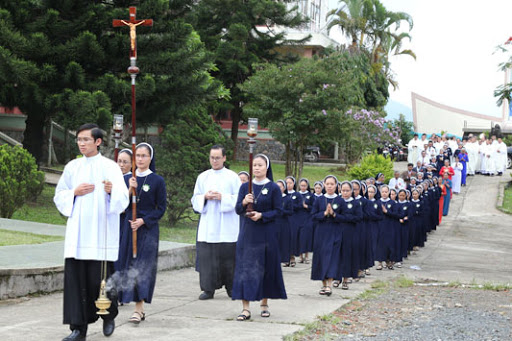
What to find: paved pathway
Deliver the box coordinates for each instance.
[0,169,510,340]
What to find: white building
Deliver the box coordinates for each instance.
[258,0,340,57]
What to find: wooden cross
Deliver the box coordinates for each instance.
[113,7,153,58]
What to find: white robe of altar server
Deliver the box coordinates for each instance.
[191,167,241,243]
[389,177,406,190]
[495,142,508,173]
[54,153,129,261]
[466,141,477,175]
[476,142,485,172]
[482,143,497,174]
[407,138,421,164]
[452,162,463,193]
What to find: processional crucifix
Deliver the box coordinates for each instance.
[113,7,153,258]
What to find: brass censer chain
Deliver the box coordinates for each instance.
[95,181,112,315]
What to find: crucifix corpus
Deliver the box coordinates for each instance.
[113,7,153,259]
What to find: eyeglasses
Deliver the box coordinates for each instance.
[76,137,94,143]
[118,160,131,165]
[210,156,223,161]
[135,154,150,159]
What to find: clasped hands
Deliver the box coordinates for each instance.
[242,193,262,221]
[205,190,222,200]
[324,203,335,217]
[74,181,112,196]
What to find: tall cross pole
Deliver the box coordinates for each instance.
[113,7,153,259]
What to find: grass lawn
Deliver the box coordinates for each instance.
[0,229,63,246]
[11,185,68,225]
[228,160,349,183]
[501,183,512,214]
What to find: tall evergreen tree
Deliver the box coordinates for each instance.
[188,0,307,159]
[0,0,221,163]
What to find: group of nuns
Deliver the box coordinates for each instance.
[238,169,444,297]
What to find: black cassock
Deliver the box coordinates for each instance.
[63,259,117,333]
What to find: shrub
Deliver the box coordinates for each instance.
[347,152,394,182]
[0,145,45,218]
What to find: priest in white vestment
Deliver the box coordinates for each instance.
[407,134,420,165]
[191,145,241,300]
[54,123,129,341]
[495,138,508,175]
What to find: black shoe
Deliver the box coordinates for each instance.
[103,319,115,337]
[199,291,214,300]
[62,330,86,341]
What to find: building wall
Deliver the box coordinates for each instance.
[412,92,500,137]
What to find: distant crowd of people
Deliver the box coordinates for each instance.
[407,133,508,179]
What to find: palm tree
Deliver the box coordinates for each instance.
[373,31,416,90]
[494,83,512,107]
[326,0,374,50]
[328,0,415,89]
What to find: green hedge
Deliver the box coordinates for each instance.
[347,152,394,182]
[0,145,45,218]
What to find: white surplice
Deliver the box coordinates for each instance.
[495,142,508,173]
[452,162,463,193]
[54,153,129,261]
[407,138,420,164]
[191,167,241,243]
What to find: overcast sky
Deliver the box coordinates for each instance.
[328,0,512,119]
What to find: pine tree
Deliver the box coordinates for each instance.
[0,0,221,163]
[188,0,307,159]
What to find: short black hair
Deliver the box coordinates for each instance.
[76,123,103,150]
[210,144,226,156]
[77,123,103,141]
[408,163,413,167]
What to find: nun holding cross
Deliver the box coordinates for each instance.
[233,154,287,321]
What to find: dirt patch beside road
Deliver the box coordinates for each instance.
[290,281,512,341]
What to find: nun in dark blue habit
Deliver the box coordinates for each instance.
[276,179,293,264]
[336,181,363,290]
[285,176,301,266]
[117,143,167,324]
[233,154,286,321]
[114,148,133,273]
[296,178,315,263]
[375,185,400,270]
[350,180,366,280]
[409,188,423,252]
[395,189,412,266]
[311,175,343,296]
[363,184,382,272]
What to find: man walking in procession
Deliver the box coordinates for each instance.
[191,145,241,300]
[54,123,129,341]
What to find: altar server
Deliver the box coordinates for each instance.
[54,123,129,341]
[191,145,241,300]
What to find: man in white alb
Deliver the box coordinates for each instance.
[389,171,406,190]
[191,145,241,300]
[54,123,129,341]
